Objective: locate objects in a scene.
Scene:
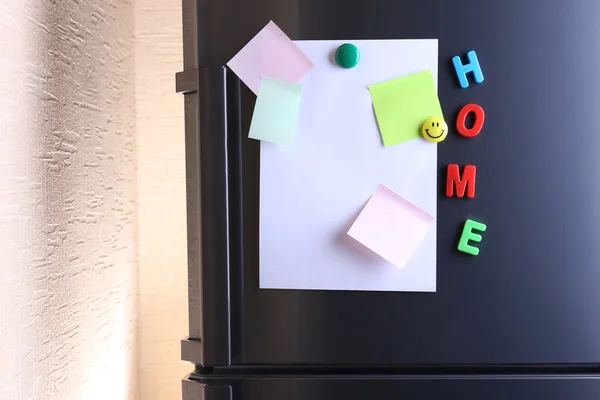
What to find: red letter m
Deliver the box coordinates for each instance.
[446,164,476,198]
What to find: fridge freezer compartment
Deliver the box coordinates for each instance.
[182,374,600,400]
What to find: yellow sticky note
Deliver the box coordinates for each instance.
[368,70,443,146]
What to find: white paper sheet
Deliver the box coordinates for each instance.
[259,39,438,292]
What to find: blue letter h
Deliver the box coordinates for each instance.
[452,50,484,88]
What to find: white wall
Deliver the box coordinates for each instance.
[0,0,188,398]
[133,0,189,398]
[0,0,138,399]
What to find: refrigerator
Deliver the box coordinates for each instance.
[176,0,600,398]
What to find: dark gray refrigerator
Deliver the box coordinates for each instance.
[176,0,600,398]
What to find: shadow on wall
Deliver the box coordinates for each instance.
[1,1,138,399]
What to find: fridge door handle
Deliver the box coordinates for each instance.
[184,66,233,366]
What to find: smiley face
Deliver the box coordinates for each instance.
[421,117,448,143]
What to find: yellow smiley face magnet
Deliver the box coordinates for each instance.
[421,117,448,143]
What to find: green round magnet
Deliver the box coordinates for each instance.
[335,43,360,69]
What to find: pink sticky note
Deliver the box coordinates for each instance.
[227,21,314,94]
[347,185,434,269]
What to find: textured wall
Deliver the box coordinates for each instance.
[0,1,138,399]
[133,0,189,398]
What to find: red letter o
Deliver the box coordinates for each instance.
[456,104,485,138]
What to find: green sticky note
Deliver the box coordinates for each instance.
[248,77,303,145]
[368,70,443,146]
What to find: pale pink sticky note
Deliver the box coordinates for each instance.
[227,21,314,94]
[347,185,434,269]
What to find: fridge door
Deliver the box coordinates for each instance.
[180,0,600,366]
[182,375,600,400]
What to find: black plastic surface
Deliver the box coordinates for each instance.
[192,0,600,366]
[190,375,600,400]
[192,67,231,365]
